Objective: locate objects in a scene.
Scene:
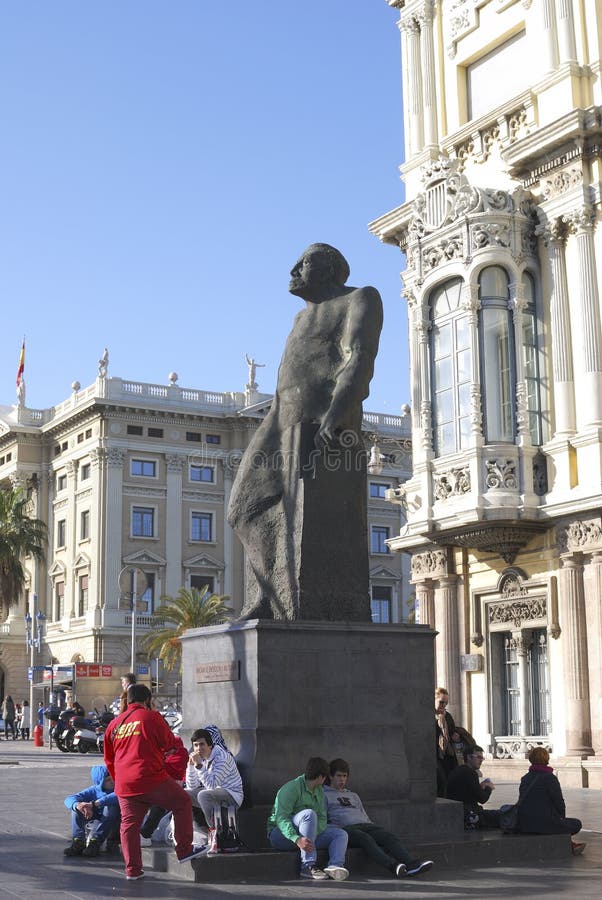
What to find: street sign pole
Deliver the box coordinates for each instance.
[130,568,137,672]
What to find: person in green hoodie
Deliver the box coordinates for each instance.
[267,756,349,881]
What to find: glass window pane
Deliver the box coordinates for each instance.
[435,389,453,423]
[481,307,514,441]
[433,323,451,357]
[460,416,472,447]
[438,423,455,455]
[480,266,509,299]
[457,348,472,382]
[456,316,470,350]
[435,356,452,387]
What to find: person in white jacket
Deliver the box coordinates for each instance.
[185,727,243,851]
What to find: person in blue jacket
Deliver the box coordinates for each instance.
[63,764,121,857]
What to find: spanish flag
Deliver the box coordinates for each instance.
[16,339,25,387]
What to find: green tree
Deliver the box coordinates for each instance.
[143,585,232,672]
[0,484,47,620]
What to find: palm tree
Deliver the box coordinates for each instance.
[0,484,47,620]
[143,585,232,672]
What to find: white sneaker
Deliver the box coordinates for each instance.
[140,836,152,847]
[324,865,349,881]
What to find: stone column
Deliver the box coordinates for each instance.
[556,0,577,63]
[544,222,576,435]
[104,448,124,611]
[511,632,533,752]
[418,1,437,147]
[559,554,593,755]
[415,578,435,627]
[416,312,433,453]
[401,16,424,156]
[587,552,602,755]
[541,0,560,71]
[223,461,235,599]
[434,575,461,715]
[566,208,602,426]
[66,460,79,616]
[165,454,184,597]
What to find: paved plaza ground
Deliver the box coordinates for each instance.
[0,739,600,899]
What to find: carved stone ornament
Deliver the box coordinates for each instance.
[485,459,517,490]
[438,524,543,564]
[558,518,602,553]
[498,568,528,599]
[107,448,125,468]
[411,549,448,579]
[433,466,471,500]
[166,454,184,473]
[489,596,547,628]
[495,738,551,760]
[543,166,582,200]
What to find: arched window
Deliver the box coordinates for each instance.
[479,266,515,442]
[430,277,472,455]
[521,271,544,446]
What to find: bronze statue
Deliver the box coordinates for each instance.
[228,243,383,621]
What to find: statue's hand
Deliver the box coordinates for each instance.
[315,415,337,449]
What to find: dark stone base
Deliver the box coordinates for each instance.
[181,620,461,842]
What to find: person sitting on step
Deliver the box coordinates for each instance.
[325,758,433,878]
[446,745,501,829]
[63,764,121,857]
[185,727,243,854]
[267,756,349,882]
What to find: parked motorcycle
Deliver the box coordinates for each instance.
[72,708,114,754]
[44,706,77,753]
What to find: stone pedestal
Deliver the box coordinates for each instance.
[181,619,462,842]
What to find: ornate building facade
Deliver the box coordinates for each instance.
[371,0,602,786]
[0,370,411,704]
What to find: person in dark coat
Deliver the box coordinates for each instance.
[516,747,585,855]
[446,745,500,829]
[435,687,459,797]
[2,696,16,740]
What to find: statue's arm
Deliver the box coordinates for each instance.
[316,287,383,448]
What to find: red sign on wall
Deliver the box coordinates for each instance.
[74,663,114,678]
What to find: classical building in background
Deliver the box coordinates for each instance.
[372,0,602,786]
[0,369,411,703]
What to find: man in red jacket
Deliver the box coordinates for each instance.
[104,683,204,880]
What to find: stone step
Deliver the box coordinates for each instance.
[143,831,571,884]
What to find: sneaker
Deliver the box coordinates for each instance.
[140,836,152,847]
[64,838,86,857]
[395,863,407,877]
[323,865,349,881]
[126,872,144,880]
[82,839,101,858]
[406,859,434,877]
[571,841,586,856]
[178,845,207,863]
[300,865,329,880]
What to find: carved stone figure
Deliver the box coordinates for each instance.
[245,354,265,388]
[228,244,383,620]
[98,347,109,378]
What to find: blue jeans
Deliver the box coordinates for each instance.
[71,805,120,843]
[269,809,348,867]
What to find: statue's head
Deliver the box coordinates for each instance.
[289,243,350,298]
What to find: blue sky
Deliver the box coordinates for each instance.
[0,1,409,415]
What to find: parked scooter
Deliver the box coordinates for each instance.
[72,707,114,754]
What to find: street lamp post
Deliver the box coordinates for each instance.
[24,595,46,735]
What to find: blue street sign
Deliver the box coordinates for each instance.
[136,664,149,675]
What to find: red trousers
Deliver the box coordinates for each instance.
[118,779,193,877]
